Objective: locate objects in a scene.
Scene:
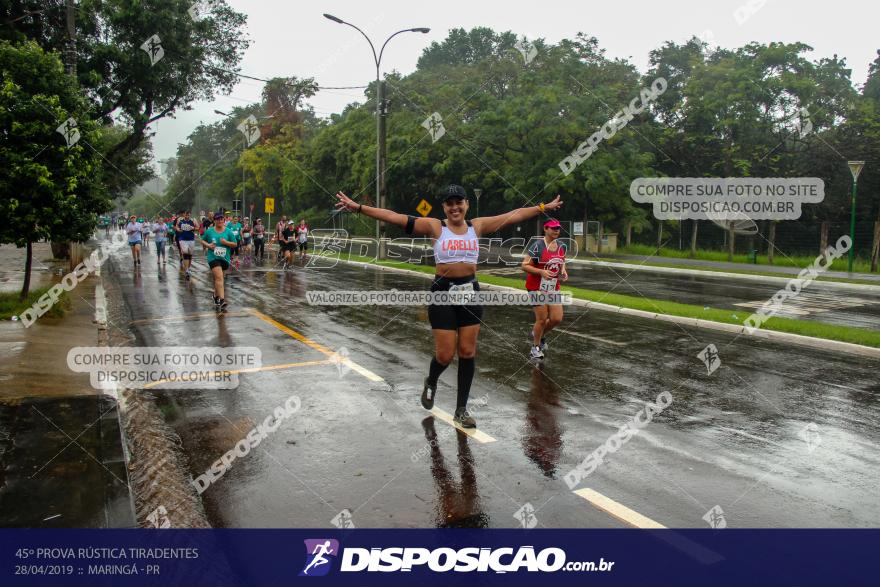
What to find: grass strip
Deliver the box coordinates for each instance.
[617,243,875,274]
[0,286,71,320]
[583,257,880,287]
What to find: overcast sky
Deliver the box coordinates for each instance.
[149,0,880,170]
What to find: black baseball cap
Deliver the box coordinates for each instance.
[439,184,467,202]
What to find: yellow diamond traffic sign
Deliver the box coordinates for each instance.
[416,199,432,217]
[265,197,275,214]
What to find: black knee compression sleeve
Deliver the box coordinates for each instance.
[456,357,475,410]
[427,357,449,386]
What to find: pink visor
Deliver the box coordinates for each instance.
[543,219,561,229]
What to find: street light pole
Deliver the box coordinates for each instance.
[847,161,865,273]
[324,14,429,259]
[376,73,385,256]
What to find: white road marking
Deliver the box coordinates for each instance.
[573,488,665,528]
[429,407,496,443]
[555,329,627,346]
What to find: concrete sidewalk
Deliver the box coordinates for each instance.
[0,242,135,527]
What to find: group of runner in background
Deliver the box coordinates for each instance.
[121,210,311,313]
[122,211,310,271]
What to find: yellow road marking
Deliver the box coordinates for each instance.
[573,488,666,529]
[143,359,335,389]
[232,359,334,375]
[248,308,384,382]
[429,407,497,443]
[130,311,248,325]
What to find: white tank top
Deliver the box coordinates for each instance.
[434,221,479,265]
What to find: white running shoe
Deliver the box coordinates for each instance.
[529,345,544,360]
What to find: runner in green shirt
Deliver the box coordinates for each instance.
[198,213,238,313]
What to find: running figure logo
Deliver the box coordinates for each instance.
[702,505,727,529]
[697,344,721,375]
[513,502,538,529]
[56,117,80,147]
[514,37,537,65]
[237,114,262,147]
[299,539,339,577]
[421,112,446,143]
[140,34,165,66]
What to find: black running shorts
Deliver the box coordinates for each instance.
[428,275,483,330]
[209,259,229,271]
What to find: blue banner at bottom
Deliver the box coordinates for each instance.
[1,529,876,586]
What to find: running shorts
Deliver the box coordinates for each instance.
[208,259,229,271]
[178,240,195,255]
[428,275,483,330]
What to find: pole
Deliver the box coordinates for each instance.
[377,78,387,259]
[848,178,857,272]
[65,0,76,76]
[241,145,246,218]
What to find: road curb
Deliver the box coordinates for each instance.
[94,267,137,526]
[335,257,880,359]
[569,258,880,292]
[100,253,212,529]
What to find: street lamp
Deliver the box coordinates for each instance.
[473,189,482,217]
[847,160,865,273]
[324,13,429,259]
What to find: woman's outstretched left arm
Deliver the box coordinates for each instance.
[472,195,563,236]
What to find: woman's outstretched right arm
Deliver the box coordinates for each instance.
[334,192,439,237]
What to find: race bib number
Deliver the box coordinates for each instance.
[448,282,476,304]
[539,277,558,292]
[213,246,227,257]
[242,232,251,238]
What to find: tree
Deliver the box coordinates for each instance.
[0,41,108,298]
[93,123,155,200]
[0,0,249,160]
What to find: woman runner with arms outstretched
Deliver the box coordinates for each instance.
[335,185,562,428]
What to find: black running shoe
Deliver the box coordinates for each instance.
[453,408,476,428]
[219,299,229,313]
[421,377,436,410]
[212,294,220,306]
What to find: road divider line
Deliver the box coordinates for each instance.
[233,359,334,375]
[130,311,248,325]
[556,329,627,346]
[573,488,665,528]
[573,488,724,565]
[248,308,384,382]
[429,408,497,443]
[143,359,336,389]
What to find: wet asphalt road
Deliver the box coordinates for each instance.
[107,236,880,529]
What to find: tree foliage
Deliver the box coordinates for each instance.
[159,28,878,241]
